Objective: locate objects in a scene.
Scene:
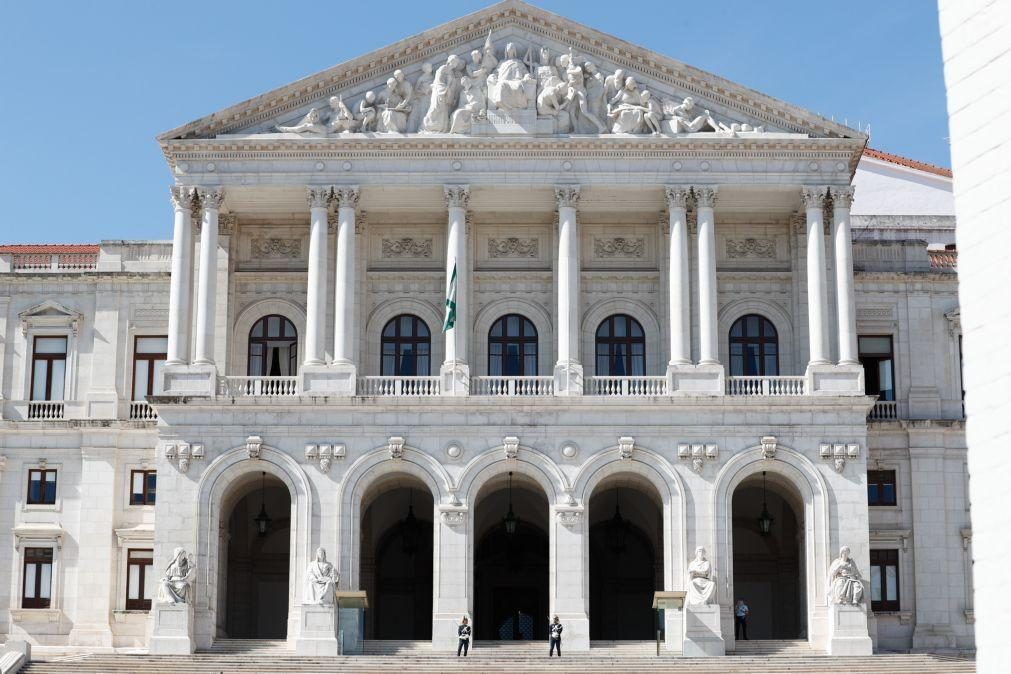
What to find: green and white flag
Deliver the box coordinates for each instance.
[443,261,457,331]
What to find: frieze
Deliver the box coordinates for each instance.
[488,237,538,258]
[382,238,433,258]
[594,237,644,258]
[726,238,776,259]
[251,238,302,260]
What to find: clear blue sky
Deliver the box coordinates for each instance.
[0,0,949,244]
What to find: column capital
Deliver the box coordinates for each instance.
[197,186,225,210]
[169,186,197,212]
[333,185,360,210]
[801,185,829,209]
[306,186,334,210]
[554,184,581,209]
[664,186,692,210]
[831,185,856,209]
[693,185,718,208]
[443,184,470,210]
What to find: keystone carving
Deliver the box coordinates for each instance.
[503,436,520,460]
[556,510,583,528]
[164,442,205,473]
[440,510,467,527]
[820,443,860,472]
[387,436,405,460]
[246,435,263,460]
[760,435,778,460]
[678,443,719,473]
[305,443,345,473]
[618,436,635,460]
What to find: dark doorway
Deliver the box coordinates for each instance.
[362,480,434,639]
[473,476,549,641]
[224,474,291,638]
[731,474,806,639]
[588,482,662,640]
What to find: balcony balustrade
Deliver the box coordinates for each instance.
[585,376,668,396]
[726,375,806,396]
[471,376,554,396]
[868,400,898,420]
[218,376,298,397]
[358,376,442,396]
[27,401,66,420]
[128,401,158,420]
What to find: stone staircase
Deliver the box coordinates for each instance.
[20,639,976,674]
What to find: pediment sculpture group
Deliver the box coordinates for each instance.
[275,32,763,137]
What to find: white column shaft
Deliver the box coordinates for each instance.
[193,198,220,365]
[445,204,468,364]
[697,200,718,364]
[557,204,580,365]
[333,206,357,364]
[833,192,858,364]
[166,192,193,365]
[667,197,691,366]
[805,189,830,365]
[305,204,329,365]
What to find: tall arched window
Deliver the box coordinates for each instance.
[595,314,645,376]
[488,314,538,376]
[248,315,297,376]
[381,315,431,376]
[729,314,779,376]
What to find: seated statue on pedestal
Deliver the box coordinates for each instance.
[686,546,716,606]
[486,42,534,112]
[304,547,338,606]
[157,548,195,604]
[828,545,865,605]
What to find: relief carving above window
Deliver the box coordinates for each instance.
[726,238,776,259]
[593,237,644,258]
[382,238,433,258]
[251,238,302,260]
[488,237,538,258]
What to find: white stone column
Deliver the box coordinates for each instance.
[665,186,692,367]
[193,187,223,366]
[554,185,583,395]
[832,186,859,365]
[332,186,359,365]
[304,186,332,366]
[696,187,719,365]
[432,508,469,650]
[440,185,470,395]
[802,186,830,367]
[166,187,196,365]
[551,507,590,651]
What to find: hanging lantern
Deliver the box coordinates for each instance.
[400,489,420,556]
[606,489,629,555]
[757,470,774,536]
[503,471,518,535]
[254,471,272,537]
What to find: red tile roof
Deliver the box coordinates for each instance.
[0,244,99,253]
[928,249,958,270]
[863,148,953,178]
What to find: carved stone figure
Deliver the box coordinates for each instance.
[450,77,487,134]
[535,46,560,90]
[422,54,465,133]
[277,107,327,135]
[828,546,865,605]
[642,90,663,135]
[407,63,434,133]
[304,547,338,605]
[603,68,626,106]
[358,91,378,132]
[563,57,607,133]
[157,548,195,604]
[487,42,534,111]
[686,546,716,606]
[378,77,410,133]
[583,61,607,123]
[607,76,649,134]
[537,80,569,118]
[467,49,491,109]
[327,95,358,134]
[666,96,720,133]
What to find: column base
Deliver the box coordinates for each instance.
[440,361,471,396]
[553,612,589,652]
[806,362,865,395]
[149,603,195,655]
[827,604,873,656]
[667,363,725,395]
[553,361,584,396]
[912,622,957,651]
[68,624,114,649]
[157,362,218,397]
[682,604,725,657]
[433,612,469,651]
[295,604,340,656]
[299,362,357,396]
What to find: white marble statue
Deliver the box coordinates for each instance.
[407,63,434,133]
[603,68,626,106]
[157,547,196,604]
[487,42,534,111]
[666,96,720,133]
[378,76,411,133]
[583,61,607,123]
[828,545,865,605]
[563,57,607,133]
[358,91,378,132]
[535,46,560,90]
[327,95,358,133]
[686,546,716,606]
[304,547,338,605]
[641,90,663,135]
[450,77,487,134]
[277,107,328,135]
[537,80,569,119]
[422,54,465,133]
[607,76,649,134]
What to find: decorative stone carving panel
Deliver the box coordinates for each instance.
[594,237,644,259]
[382,238,433,258]
[726,238,776,259]
[251,238,302,260]
[488,237,538,258]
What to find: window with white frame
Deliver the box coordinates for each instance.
[27,468,58,506]
[30,336,67,401]
[125,548,154,610]
[132,336,167,400]
[870,548,900,612]
[22,547,54,609]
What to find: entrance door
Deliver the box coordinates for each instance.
[493,587,539,640]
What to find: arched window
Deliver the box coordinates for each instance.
[488,314,538,376]
[381,315,431,376]
[595,314,645,376]
[248,315,297,376]
[729,314,779,376]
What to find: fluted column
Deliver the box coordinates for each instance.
[193,187,223,366]
[665,186,692,367]
[304,186,332,366]
[441,185,470,395]
[554,185,583,395]
[832,186,859,365]
[332,186,359,365]
[166,187,196,365]
[802,186,830,366]
[696,186,719,365]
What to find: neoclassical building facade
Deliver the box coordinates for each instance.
[0,0,970,657]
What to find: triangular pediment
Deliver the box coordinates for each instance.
[159,0,863,143]
[19,300,83,335]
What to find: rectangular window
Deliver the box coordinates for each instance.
[132,336,168,400]
[859,335,895,401]
[22,547,54,609]
[868,470,898,506]
[30,336,67,401]
[129,470,157,506]
[870,549,900,612]
[27,469,57,505]
[126,548,154,610]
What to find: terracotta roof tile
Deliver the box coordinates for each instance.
[863,147,953,178]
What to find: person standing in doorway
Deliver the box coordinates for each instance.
[548,615,563,657]
[735,599,750,640]
[457,616,472,656]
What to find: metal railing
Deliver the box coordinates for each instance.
[128,401,158,420]
[726,375,806,396]
[358,376,442,396]
[868,400,898,420]
[27,401,65,420]
[585,376,668,396]
[218,376,299,397]
[471,376,554,396]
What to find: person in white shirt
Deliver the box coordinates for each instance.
[734,599,750,640]
[548,615,563,657]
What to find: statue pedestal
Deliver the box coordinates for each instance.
[553,360,584,396]
[667,363,725,395]
[299,362,356,396]
[682,604,725,657]
[806,362,865,395]
[158,362,217,397]
[295,604,340,656]
[827,604,873,655]
[149,603,195,655]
